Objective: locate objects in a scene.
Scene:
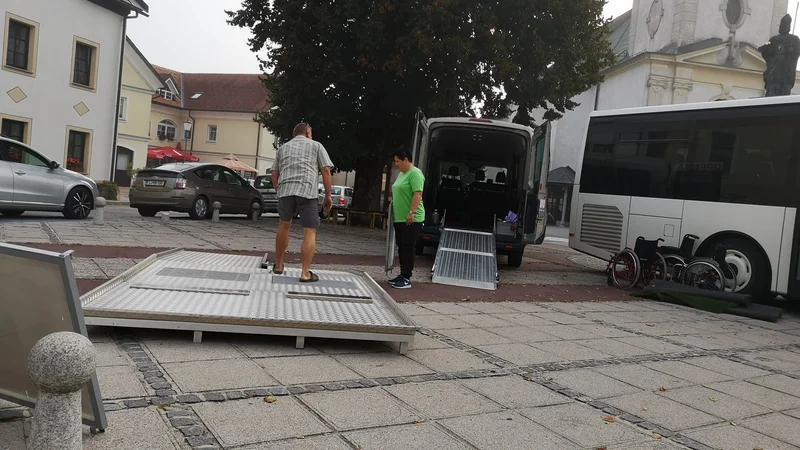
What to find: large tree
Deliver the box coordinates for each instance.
[228,0,615,210]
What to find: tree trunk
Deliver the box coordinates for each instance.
[352,154,386,212]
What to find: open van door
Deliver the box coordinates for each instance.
[386,109,429,275]
[521,122,551,244]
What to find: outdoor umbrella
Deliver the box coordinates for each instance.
[219,153,259,173]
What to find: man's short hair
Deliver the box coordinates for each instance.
[293,123,310,136]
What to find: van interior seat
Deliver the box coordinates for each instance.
[438,165,464,216]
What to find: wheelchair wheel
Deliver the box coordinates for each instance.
[662,254,685,282]
[680,260,725,291]
[610,249,640,290]
[642,252,668,286]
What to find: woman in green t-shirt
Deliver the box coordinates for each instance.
[389,148,425,289]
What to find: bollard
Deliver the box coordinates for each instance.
[28,332,96,450]
[93,197,106,226]
[161,211,170,224]
[212,201,221,223]
[251,203,260,223]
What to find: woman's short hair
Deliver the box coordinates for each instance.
[393,148,413,162]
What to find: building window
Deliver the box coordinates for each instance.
[207,125,218,142]
[6,20,30,70]
[159,89,174,101]
[721,0,749,30]
[2,13,38,76]
[66,128,92,174]
[70,37,99,91]
[1,118,27,143]
[118,97,128,121]
[157,120,177,141]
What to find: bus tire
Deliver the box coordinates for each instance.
[708,235,770,298]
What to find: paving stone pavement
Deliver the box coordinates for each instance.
[3,299,800,449]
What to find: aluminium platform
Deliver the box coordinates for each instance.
[80,249,418,353]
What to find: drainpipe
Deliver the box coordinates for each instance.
[110,13,136,182]
[188,110,196,154]
[255,121,261,172]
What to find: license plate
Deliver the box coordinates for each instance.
[265,194,276,199]
[144,180,165,187]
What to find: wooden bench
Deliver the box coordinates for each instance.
[326,208,388,230]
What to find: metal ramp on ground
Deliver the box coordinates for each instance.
[431,227,498,291]
[80,249,418,353]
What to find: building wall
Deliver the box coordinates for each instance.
[597,63,650,110]
[0,0,125,180]
[695,0,786,46]
[148,105,185,148]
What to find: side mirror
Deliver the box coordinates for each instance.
[49,161,59,170]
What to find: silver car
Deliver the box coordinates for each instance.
[0,136,99,219]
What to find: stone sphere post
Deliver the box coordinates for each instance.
[92,197,106,226]
[161,211,170,224]
[212,201,221,223]
[251,203,260,223]
[28,332,96,450]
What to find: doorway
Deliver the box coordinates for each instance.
[115,147,134,187]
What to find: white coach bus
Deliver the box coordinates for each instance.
[569,95,800,299]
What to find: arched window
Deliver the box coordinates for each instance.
[157,120,176,141]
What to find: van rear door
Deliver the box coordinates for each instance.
[521,123,550,244]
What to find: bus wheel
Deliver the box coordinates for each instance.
[712,236,769,297]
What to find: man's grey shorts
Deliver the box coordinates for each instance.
[278,196,320,228]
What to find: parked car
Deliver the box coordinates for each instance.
[0,136,99,219]
[130,163,263,219]
[253,174,278,213]
[317,184,353,218]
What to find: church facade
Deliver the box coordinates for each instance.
[534,0,796,226]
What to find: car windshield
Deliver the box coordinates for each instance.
[255,176,273,189]
[331,187,342,195]
[156,163,196,171]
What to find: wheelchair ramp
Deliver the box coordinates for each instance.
[80,249,418,353]
[431,228,498,291]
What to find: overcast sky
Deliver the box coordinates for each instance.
[127,0,798,74]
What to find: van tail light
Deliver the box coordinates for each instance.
[175,177,187,190]
[339,197,345,205]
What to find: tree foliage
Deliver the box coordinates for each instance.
[228,0,615,210]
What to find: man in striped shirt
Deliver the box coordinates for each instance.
[271,123,334,282]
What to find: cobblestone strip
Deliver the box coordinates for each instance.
[114,332,223,450]
[39,222,63,245]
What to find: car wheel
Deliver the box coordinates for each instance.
[62,187,93,219]
[189,196,209,220]
[247,200,262,220]
[0,210,24,217]
[138,208,158,217]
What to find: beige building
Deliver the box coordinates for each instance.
[526,0,797,226]
[116,38,164,186]
[146,65,275,178]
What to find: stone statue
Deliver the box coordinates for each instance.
[759,14,800,97]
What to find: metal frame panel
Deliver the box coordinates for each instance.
[0,242,107,430]
[431,227,498,290]
[81,249,417,352]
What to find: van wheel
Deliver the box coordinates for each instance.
[508,250,524,268]
[189,196,209,220]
